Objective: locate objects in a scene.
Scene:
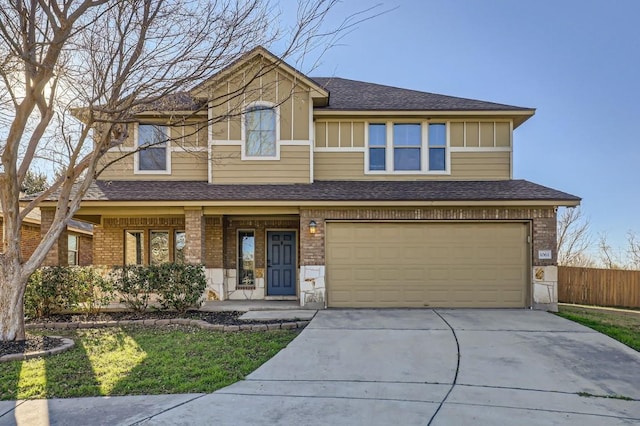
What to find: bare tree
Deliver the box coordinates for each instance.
[557,207,594,266]
[597,233,625,270]
[626,231,640,270]
[0,0,376,341]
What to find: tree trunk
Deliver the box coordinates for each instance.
[0,255,27,341]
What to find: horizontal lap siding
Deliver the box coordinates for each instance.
[98,151,208,181]
[313,151,510,180]
[212,145,310,184]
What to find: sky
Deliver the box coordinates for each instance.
[281,0,640,255]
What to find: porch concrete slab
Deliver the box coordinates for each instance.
[454,328,640,400]
[247,328,457,383]
[199,300,301,312]
[139,391,441,426]
[444,385,640,422]
[308,308,449,330]
[0,394,204,426]
[437,308,590,332]
[239,310,316,321]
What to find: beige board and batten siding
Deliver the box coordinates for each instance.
[210,59,311,142]
[314,151,510,180]
[326,221,529,308]
[313,119,512,180]
[211,144,311,184]
[98,151,208,181]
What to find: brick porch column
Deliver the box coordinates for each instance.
[40,207,68,266]
[184,207,205,264]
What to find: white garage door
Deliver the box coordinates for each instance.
[326,222,529,308]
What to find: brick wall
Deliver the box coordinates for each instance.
[20,223,42,261]
[300,207,557,266]
[40,208,68,266]
[204,216,223,268]
[2,217,42,260]
[78,234,93,266]
[93,216,185,266]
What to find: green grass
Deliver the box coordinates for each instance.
[556,305,640,352]
[0,326,297,400]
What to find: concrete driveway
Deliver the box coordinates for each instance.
[142,309,640,425]
[2,309,639,425]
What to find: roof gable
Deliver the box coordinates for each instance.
[189,46,329,103]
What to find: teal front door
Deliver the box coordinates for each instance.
[267,231,296,296]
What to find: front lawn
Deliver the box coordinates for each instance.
[0,326,297,400]
[556,305,640,352]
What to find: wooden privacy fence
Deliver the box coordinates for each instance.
[558,266,640,308]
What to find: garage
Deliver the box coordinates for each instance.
[326,222,529,308]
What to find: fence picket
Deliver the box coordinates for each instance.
[558,266,640,308]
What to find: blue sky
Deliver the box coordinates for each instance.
[287,0,640,253]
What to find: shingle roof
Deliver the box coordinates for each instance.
[131,77,532,114]
[77,180,579,203]
[311,77,531,111]
[132,92,205,113]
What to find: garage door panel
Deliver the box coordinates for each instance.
[327,222,528,308]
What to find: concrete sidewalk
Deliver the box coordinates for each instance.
[1,309,639,425]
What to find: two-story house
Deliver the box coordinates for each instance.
[39,46,580,310]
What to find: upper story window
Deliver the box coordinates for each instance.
[393,124,421,171]
[368,123,386,171]
[367,122,448,174]
[428,123,446,171]
[137,124,169,172]
[245,104,276,157]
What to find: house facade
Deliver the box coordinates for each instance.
[41,47,579,310]
[1,208,93,266]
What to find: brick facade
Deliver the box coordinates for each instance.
[184,208,205,264]
[93,216,185,266]
[40,208,68,266]
[300,207,557,267]
[78,233,93,266]
[204,216,223,268]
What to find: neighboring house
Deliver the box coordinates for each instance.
[0,207,93,266]
[39,46,579,310]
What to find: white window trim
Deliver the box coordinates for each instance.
[364,120,451,175]
[133,123,172,175]
[241,101,281,161]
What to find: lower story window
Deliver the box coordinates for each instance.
[150,231,170,265]
[174,230,186,264]
[68,235,79,266]
[238,231,255,287]
[125,230,145,265]
[125,229,185,265]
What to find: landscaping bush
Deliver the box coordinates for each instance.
[110,263,206,313]
[154,263,207,313]
[25,266,115,318]
[109,265,155,312]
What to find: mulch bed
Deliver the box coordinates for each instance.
[0,335,63,358]
[27,310,286,326]
[1,311,303,360]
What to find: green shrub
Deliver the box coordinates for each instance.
[154,263,206,313]
[109,265,155,312]
[25,266,115,318]
[110,263,206,313]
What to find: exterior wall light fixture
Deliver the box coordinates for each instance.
[309,220,317,234]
